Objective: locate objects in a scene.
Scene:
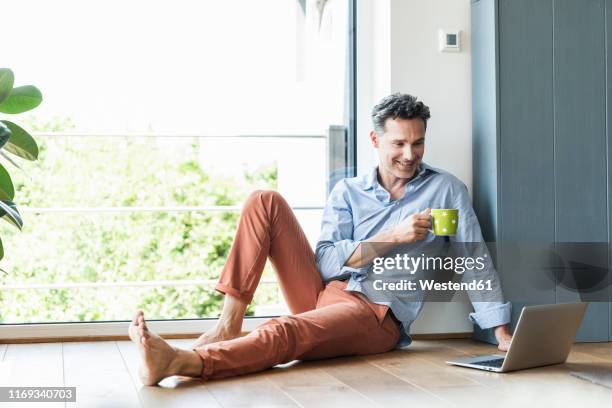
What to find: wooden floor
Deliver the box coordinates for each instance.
[1,338,611,407]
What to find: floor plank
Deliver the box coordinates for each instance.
[63,341,141,407]
[201,374,299,407]
[572,342,612,363]
[316,355,449,407]
[0,343,64,408]
[265,360,377,408]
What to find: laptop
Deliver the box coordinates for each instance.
[446,302,588,373]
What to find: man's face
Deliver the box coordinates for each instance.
[370,117,426,180]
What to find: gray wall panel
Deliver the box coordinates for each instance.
[498,0,555,313]
[472,0,500,344]
[554,0,609,341]
[472,0,499,244]
[607,0,612,341]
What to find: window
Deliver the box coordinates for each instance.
[0,0,356,327]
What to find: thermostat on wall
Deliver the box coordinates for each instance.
[439,29,461,52]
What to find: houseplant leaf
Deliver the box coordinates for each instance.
[0,85,43,114]
[0,151,23,171]
[0,163,15,201]
[0,69,14,105]
[0,200,22,230]
[0,120,39,160]
[0,121,11,149]
[0,236,4,261]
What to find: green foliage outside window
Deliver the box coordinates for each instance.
[0,117,280,323]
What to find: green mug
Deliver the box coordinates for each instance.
[430,209,459,236]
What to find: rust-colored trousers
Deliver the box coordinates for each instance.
[193,190,401,380]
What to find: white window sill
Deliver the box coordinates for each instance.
[0,317,276,342]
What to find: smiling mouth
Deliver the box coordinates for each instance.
[395,161,415,168]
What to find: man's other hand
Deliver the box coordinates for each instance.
[393,208,431,243]
[494,324,513,351]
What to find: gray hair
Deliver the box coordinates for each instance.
[371,93,431,134]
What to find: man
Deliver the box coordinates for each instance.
[128,93,513,385]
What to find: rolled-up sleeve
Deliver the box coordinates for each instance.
[315,181,362,282]
[468,301,512,329]
[451,182,512,329]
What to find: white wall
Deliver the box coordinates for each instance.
[357,0,474,334]
[391,0,473,188]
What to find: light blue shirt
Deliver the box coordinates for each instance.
[315,163,511,348]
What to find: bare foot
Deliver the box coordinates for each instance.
[191,294,247,349]
[129,310,179,385]
[191,324,241,349]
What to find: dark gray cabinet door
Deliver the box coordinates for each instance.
[498,0,555,331]
[554,0,609,341]
[471,0,501,344]
[472,0,499,244]
[607,0,612,342]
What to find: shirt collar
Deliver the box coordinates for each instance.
[362,162,438,191]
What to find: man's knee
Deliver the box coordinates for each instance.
[244,190,285,211]
[249,189,282,200]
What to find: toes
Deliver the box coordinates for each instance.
[132,310,143,325]
[138,314,149,330]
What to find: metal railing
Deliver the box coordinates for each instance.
[33,133,327,139]
[20,205,324,214]
[4,132,328,294]
[0,278,279,291]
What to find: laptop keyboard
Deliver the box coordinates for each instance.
[477,358,505,368]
